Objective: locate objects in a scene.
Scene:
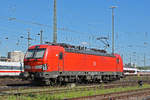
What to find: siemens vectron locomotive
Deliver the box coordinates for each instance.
[21,43,123,85]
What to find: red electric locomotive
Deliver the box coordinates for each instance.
[21,43,123,85]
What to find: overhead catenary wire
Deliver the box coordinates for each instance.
[0,16,91,35]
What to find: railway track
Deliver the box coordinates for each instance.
[0,81,146,96]
[0,78,30,86]
[0,76,150,99]
[69,88,150,100]
[1,83,150,100]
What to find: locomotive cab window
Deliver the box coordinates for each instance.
[25,49,34,58]
[25,48,46,59]
[59,52,63,60]
[34,49,46,58]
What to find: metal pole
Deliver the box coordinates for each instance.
[53,0,57,43]
[144,53,146,67]
[111,6,116,55]
[40,30,43,44]
[27,32,30,48]
[130,55,132,65]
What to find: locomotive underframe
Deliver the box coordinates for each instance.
[22,71,123,85]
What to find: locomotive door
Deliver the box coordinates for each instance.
[116,58,120,72]
[58,52,64,72]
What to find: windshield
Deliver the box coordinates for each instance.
[25,48,46,59]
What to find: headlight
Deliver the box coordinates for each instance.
[24,65,31,69]
[35,65,43,69]
[42,64,47,71]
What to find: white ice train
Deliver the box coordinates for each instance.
[123,67,150,76]
[123,67,139,75]
[138,70,150,75]
[0,62,24,77]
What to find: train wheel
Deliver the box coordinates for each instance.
[50,79,57,86]
[45,79,51,86]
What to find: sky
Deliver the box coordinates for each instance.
[0,0,150,66]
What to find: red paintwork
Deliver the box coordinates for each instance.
[24,45,123,73]
[0,71,21,73]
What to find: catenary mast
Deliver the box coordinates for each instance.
[53,0,57,43]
